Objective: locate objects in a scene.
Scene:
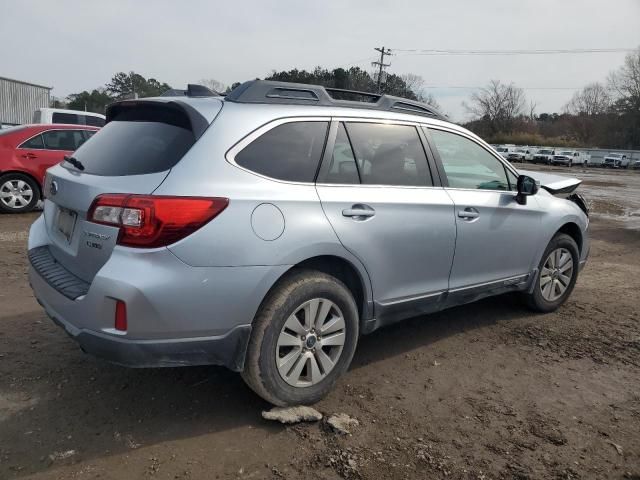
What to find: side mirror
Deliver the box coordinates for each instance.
[516,175,539,205]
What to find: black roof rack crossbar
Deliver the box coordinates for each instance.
[225,80,447,120]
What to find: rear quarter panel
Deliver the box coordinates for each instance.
[156,105,373,299]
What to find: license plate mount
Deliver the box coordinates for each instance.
[57,208,77,243]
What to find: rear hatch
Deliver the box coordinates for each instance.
[41,99,221,283]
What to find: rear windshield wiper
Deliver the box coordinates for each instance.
[63,155,85,171]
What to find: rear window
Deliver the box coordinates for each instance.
[52,112,80,124]
[235,121,329,182]
[70,119,195,176]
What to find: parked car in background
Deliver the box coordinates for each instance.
[552,150,590,167]
[27,80,590,406]
[32,108,106,127]
[632,159,640,169]
[508,147,536,162]
[603,153,629,168]
[0,124,98,213]
[494,145,514,159]
[531,148,555,164]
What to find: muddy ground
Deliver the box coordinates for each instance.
[0,165,639,480]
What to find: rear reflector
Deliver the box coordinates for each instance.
[88,195,229,248]
[115,300,127,331]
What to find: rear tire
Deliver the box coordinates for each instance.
[242,269,359,406]
[0,173,39,213]
[522,233,579,313]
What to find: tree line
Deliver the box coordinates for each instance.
[463,47,640,149]
[59,46,639,149]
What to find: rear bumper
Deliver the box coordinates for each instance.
[34,283,251,369]
[29,263,254,370]
[28,215,289,370]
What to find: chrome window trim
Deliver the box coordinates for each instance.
[226,115,441,188]
[17,128,95,151]
[425,124,521,194]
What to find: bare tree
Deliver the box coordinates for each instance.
[399,73,442,110]
[463,80,526,133]
[564,82,611,116]
[528,100,537,121]
[199,78,227,94]
[608,47,640,105]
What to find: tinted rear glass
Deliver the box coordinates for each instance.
[235,121,328,182]
[71,120,195,176]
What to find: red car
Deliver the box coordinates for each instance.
[0,124,99,213]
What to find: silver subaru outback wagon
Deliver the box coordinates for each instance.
[28,81,589,405]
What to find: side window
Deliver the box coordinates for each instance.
[52,112,80,124]
[20,134,45,149]
[72,130,89,149]
[323,123,359,184]
[506,168,518,191]
[84,130,97,141]
[42,130,79,151]
[429,129,509,191]
[85,116,105,127]
[344,123,431,186]
[235,121,328,182]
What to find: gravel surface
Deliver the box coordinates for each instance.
[0,166,639,479]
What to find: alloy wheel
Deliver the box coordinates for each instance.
[276,298,346,387]
[0,179,34,210]
[540,247,574,301]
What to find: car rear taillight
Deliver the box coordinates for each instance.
[87,194,229,248]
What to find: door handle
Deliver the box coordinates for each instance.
[342,204,375,219]
[21,153,37,159]
[458,208,479,220]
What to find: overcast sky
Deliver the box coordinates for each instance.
[2,0,639,120]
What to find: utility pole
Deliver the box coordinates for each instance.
[372,46,392,93]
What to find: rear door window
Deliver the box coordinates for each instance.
[235,121,329,182]
[344,123,432,186]
[42,130,85,151]
[20,134,45,149]
[321,123,360,184]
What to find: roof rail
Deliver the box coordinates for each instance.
[225,80,447,120]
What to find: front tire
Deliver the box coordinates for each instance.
[522,233,579,313]
[0,173,39,213]
[242,269,359,406]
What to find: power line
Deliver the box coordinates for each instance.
[391,47,636,56]
[372,46,392,92]
[422,85,583,90]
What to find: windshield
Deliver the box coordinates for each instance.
[496,147,508,152]
[559,151,573,155]
[609,154,622,158]
[539,149,552,154]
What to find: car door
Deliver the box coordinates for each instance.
[37,129,86,181]
[425,127,544,292]
[316,121,456,322]
[16,133,46,172]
